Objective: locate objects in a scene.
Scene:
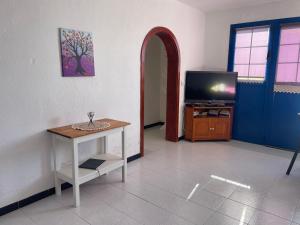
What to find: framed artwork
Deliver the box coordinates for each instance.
[60,28,95,77]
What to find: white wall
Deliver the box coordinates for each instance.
[160,43,168,123]
[144,36,167,126]
[204,0,300,70]
[0,0,205,207]
[144,36,163,125]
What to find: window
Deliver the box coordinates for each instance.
[233,27,270,81]
[276,25,300,84]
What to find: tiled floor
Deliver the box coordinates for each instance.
[2,126,300,225]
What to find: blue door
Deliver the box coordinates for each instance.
[233,82,267,145]
[267,90,300,150]
[228,17,300,151]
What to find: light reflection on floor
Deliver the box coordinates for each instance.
[210,174,251,190]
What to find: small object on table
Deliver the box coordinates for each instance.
[72,120,111,131]
[208,109,219,117]
[219,110,230,117]
[193,111,200,117]
[200,111,208,117]
[71,111,110,131]
[87,112,95,127]
[79,158,105,170]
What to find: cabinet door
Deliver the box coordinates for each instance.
[210,118,231,140]
[194,118,211,139]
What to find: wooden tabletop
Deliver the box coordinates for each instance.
[47,118,130,139]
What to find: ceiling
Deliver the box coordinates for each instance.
[178,0,284,12]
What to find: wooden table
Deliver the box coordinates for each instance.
[47,118,130,207]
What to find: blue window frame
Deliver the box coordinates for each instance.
[233,27,270,81]
[228,17,300,86]
[276,25,300,84]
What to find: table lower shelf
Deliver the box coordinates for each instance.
[56,153,124,185]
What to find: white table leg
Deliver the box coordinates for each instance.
[104,136,108,154]
[104,136,110,175]
[72,140,80,207]
[122,127,127,182]
[52,136,61,196]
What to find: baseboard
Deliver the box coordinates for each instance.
[1,188,56,216]
[178,135,185,141]
[0,153,141,217]
[144,122,165,129]
[127,153,141,162]
[0,203,18,217]
[19,188,53,208]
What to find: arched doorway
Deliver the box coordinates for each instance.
[140,27,180,156]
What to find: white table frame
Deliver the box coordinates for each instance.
[51,126,127,207]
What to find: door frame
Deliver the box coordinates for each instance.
[140,26,181,156]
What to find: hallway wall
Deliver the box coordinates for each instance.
[144,36,167,126]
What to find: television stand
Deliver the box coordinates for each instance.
[184,105,233,142]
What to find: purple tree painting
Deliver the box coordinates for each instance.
[60,28,95,76]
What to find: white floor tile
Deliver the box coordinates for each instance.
[21,196,89,225]
[0,210,36,225]
[55,188,139,225]
[249,210,291,225]
[83,183,176,225]
[292,205,300,224]
[164,214,196,225]
[256,196,297,221]
[3,127,300,225]
[174,202,213,225]
[267,177,300,204]
[204,179,237,198]
[112,176,214,225]
[189,189,226,210]
[204,212,246,225]
[229,187,266,208]
[217,199,256,224]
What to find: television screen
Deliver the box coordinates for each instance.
[185,71,237,104]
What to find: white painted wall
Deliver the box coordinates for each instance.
[0,0,205,207]
[204,0,300,70]
[144,36,167,126]
[160,43,168,123]
[144,36,163,126]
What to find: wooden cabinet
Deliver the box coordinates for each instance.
[184,105,233,141]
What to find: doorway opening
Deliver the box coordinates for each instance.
[140,27,180,156]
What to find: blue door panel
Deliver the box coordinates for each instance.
[229,17,300,152]
[267,93,300,150]
[233,83,266,145]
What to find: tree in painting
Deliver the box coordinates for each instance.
[60,28,95,76]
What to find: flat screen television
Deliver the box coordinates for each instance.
[184,71,237,104]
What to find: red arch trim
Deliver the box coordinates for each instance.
[140,27,181,156]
